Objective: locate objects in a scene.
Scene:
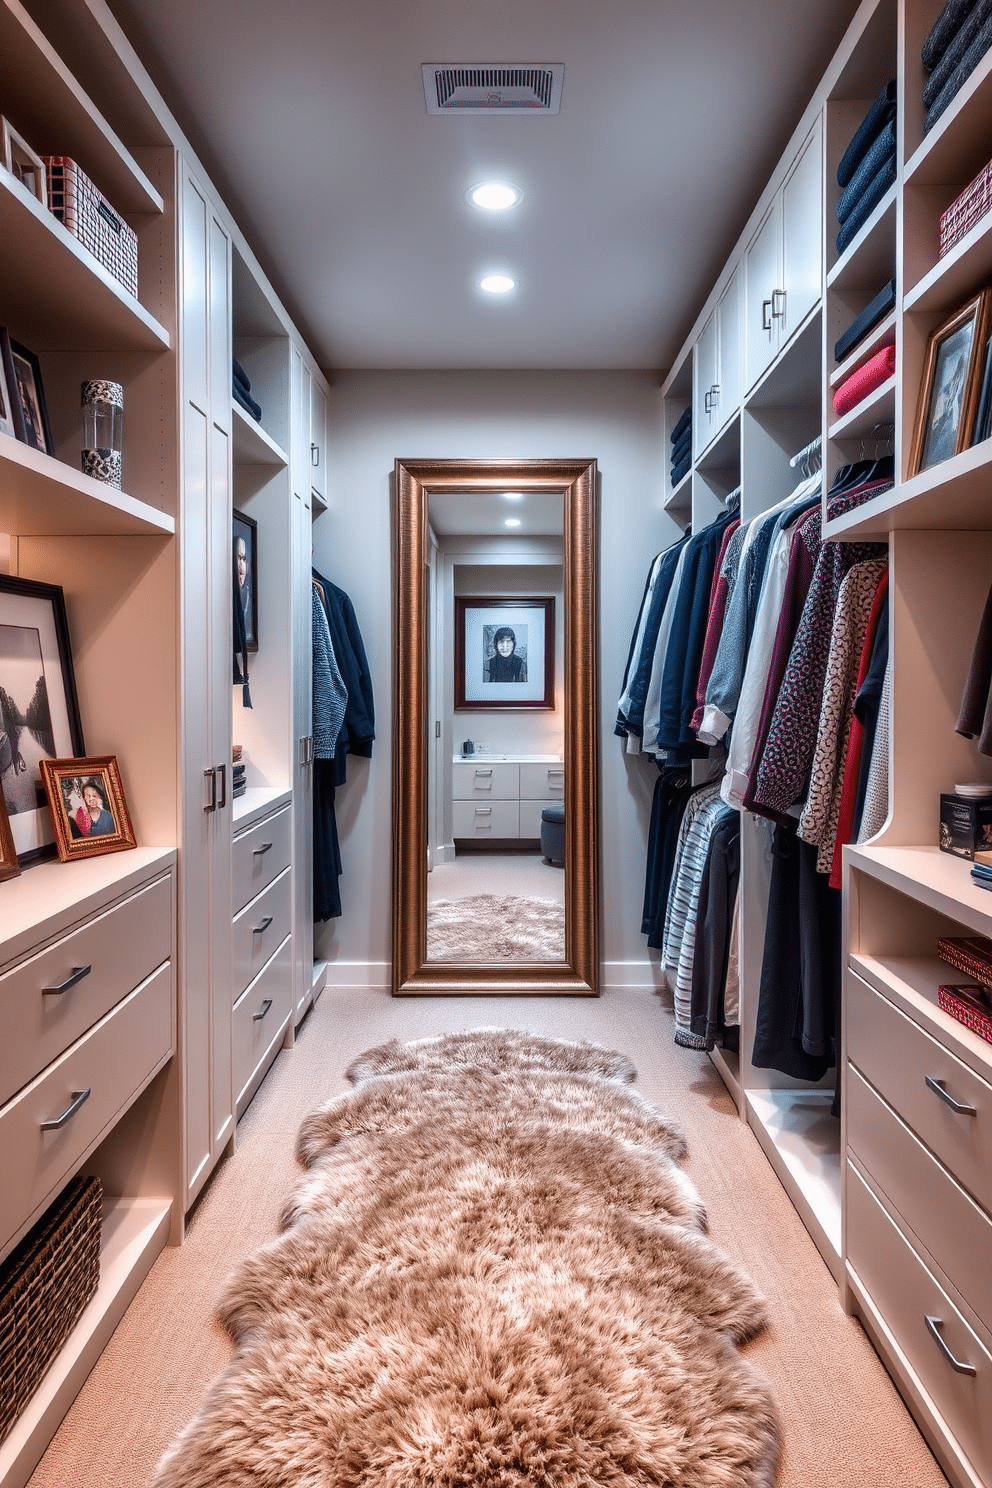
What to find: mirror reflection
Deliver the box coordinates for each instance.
[424,488,566,963]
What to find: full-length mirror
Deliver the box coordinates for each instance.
[393,459,598,995]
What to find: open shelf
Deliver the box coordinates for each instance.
[848,844,992,937]
[231,402,288,468]
[850,951,992,1080]
[905,47,992,190]
[1,171,169,352]
[827,187,897,291]
[904,208,992,315]
[746,1087,842,1278]
[0,434,174,536]
[231,785,292,830]
[664,469,692,514]
[829,375,896,441]
[830,311,897,386]
[825,437,992,538]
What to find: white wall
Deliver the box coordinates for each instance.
[312,369,682,987]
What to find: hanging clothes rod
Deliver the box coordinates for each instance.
[789,435,822,481]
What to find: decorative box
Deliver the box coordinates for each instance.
[0,1176,102,1441]
[938,984,992,1045]
[937,933,992,984]
[939,158,992,259]
[939,792,992,860]
[43,156,138,299]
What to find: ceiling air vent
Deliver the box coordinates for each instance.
[423,65,564,116]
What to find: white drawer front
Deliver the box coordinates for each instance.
[848,970,992,1214]
[848,1166,992,1488]
[232,806,292,914]
[233,936,292,1105]
[520,798,559,839]
[519,762,564,799]
[848,1066,992,1327]
[233,867,292,1002]
[0,961,173,1258]
[451,763,519,800]
[0,874,172,1107]
[452,800,519,839]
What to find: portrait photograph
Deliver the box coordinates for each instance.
[233,510,258,652]
[911,290,992,475]
[0,576,84,864]
[454,597,554,710]
[40,755,136,862]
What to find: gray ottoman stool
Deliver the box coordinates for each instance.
[540,801,565,865]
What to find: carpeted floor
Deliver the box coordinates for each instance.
[27,988,949,1488]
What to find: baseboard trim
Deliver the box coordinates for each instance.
[321,961,661,993]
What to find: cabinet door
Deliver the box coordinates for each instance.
[744,198,780,391]
[310,376,326,505]
[693,309,718,457]
[717,262,742,424]
[781,118,823,345]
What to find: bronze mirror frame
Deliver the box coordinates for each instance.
[392,457,599,996]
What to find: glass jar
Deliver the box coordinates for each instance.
[81,380,124,488]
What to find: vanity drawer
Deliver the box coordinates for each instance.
[519,762,564,799]
[0,874,172,1107]
[232,806,291,914]
[0,960,173,1258]
[847,969,992,1213]
[519,798,560,839]
[233,935,292,1105]
[848,1066,992,1325]
[233,867,292,1002]
[452,800,519,838]
[451,763,519,800]
[848,1165,992,1488]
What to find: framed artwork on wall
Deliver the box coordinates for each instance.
[3,334,54,455]
[454,596,555,711]
[40,754,136,861]
[0,575,85,864]
[910,289,992,475]
[233,510,258,652]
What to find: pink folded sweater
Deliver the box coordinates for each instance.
[833,343,895,418]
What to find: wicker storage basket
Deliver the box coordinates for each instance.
[939,158,992,259]
[43,157,138,299]
[0,1176,102,1441]
[938,985,992,1045]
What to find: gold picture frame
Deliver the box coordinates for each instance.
[40,755,137,862]
[0,791,19,882]
[910,290,992,475]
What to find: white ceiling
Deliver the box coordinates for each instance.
[428,488,564,536]
[106,0,861,373]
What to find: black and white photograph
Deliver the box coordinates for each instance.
[454,596,554,710]
[0,576,84,863]
[233,509,259,651]
[911,290,992,474]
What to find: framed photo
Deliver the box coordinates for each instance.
[233,510,258,652]
[4,336,53,455]
[1,118,47,204]
[0,791,19,882]
[910,290,992,475]
[454,597,555,710]
[0,575,85,865]
[0,330,17,440]
[40,755,136,861]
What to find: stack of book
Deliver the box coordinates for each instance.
[232,743,246,799]
[936,934,992,1044]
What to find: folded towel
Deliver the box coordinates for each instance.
[923,0,980,70]
[834,280,897,364]
[837,81,896,189]
[671,427,692,466]
[670,406,692,444]
[925,9,992,131]
[837,122,896,224]
[833,344,896,419]
[671,452,691,487]
[233,380,263,422]
[232,357,252,394]
[836,153,897,254]
[924,0,992,107]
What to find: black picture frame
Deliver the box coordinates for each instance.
[3,334,54,456]
[233,510,258,652]
[0,574,85,865]
[0,329,17,441]
[454,596,555,711]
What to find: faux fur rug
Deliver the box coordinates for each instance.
[427,893,565,961]
[154,1028,780,1487]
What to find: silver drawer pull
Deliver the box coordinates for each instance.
[43,965,92,995]
[253,998,273,1022]
[253,842,273,857]
[475,807,492,815]
[925,1315,977,1376]
[41,1088,91,1131]
[252,916,273,935]
[925,1076,977,1116]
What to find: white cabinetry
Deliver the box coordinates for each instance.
[231,801,293,1113]
[693,264,742,456]
[451,759,565,843]
[310,375,327,510]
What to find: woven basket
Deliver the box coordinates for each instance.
[0,1176,102,1441]
[939,159,992,259]
[43,157,138,299]
[938,985,992,1045]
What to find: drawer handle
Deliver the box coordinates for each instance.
[253,916,273,935]
[762,297,772,331]
[41,1088,91,1131]
[475,807,492,815]
[474,769,493,776]
[253,998,273,1022]
[925,1315,977,1376]
[925,1076,977,1116]
[253,842,273,857]
[43,965,92,995]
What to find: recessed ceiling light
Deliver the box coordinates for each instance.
[479,274,516,294]
[504,517,522,527]
[502,492,524,500]
[469,181,522,211]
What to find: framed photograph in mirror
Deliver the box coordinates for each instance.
[910,289,992,475]
[454,597,554,710]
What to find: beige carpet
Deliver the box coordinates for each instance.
[427,893,565,961]
[27,989,949,1488]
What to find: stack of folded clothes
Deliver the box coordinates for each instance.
[232,742,247,799]
[832,343,896,419]
[922,0,992,135]
[835,80,897,256]
[233,358,262,423]
[670,406,692,487]
[834,279,897,365]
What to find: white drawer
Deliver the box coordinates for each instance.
[233,936,292,1105]
[0,960,173,1258]
[232,867,292,1002]
[452,800,519,839]
[848,1165,992,1488]
[232,805,291,914]
[0,874,172,1107]
[519,762,564,799]
[451,762,519,800]
[848,1066,992,1327]
[519,798,559,839]
[848,970,992,1214]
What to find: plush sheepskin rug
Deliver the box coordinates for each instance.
[427,893,565,961]
[153,1028,781,1488]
